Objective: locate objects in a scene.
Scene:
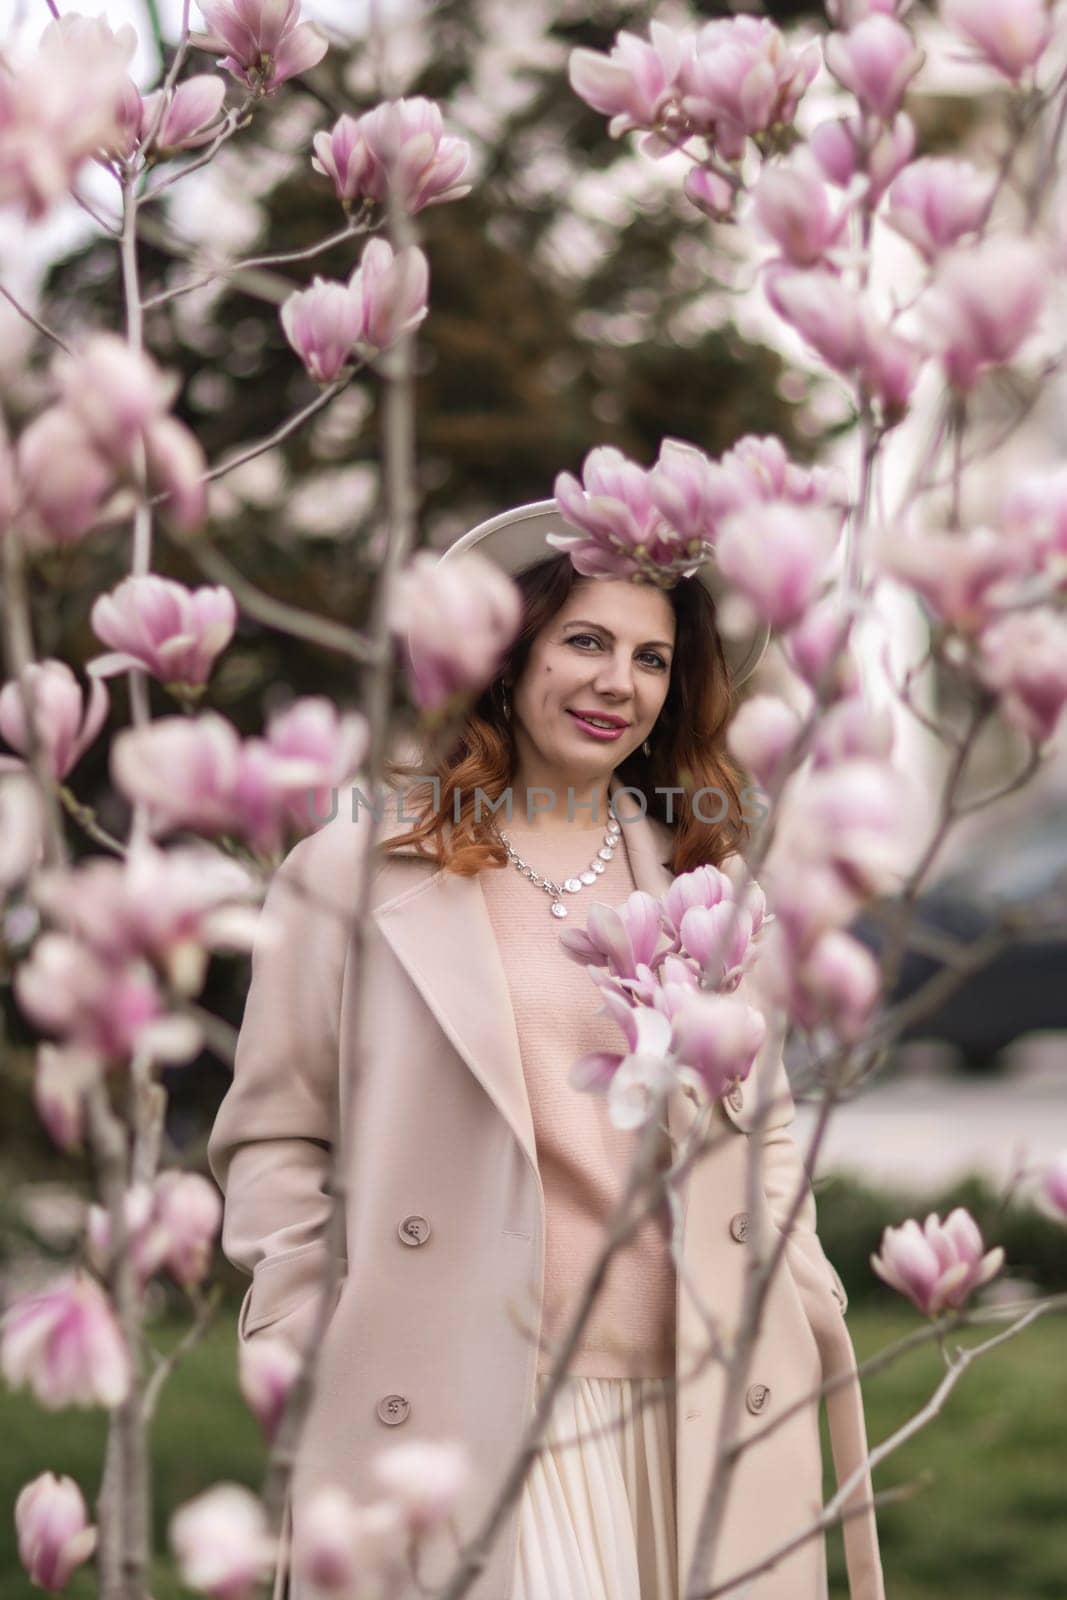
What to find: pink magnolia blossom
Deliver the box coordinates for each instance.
[170,1484,275,1600]
[153,1172,223,1285]
[198,0,327,94]
[751,161,849,267]
[86,1172,220,1290]
[112,707,365,853]
[878,524,1029,632]
[940,0,1053,81]
[677,898,760,991]
[15,407,115,548]
[310,113,375,206]
[15,931,200,1064]
[569,988,671,1092]
[678,17,820,161]
[1042,1152,1067,1221]
[766,760,909,949]
[90,575,236,692]
[568,21,686,138]
[727,694,802,789]
[886,157,994,261]
[662,863,734,937]
[976,608,1067,744]
[552,447,696,582]
[1,1272,130,1409]
[111,713,245,838]
[781,596,861,695]
[791,927,881,1040]
[811,694,895,768]
[280,278,365,384]
[54,334,179,462]
[260,696,368,832]
[871,1208,1004,1314]
[373,1440,471,1535]
[559,890,665,985]
[596,1001,681,1128]
[668,990,766,1100]
[350,238,431,360]
[33,1045,102,1154]
[0,661,109,782]
[293,1488,406,1595]
[357,98,471,211]
[86,1186,167,1288]
[811,111,915,203]
[558,435,846,584]
[389,549,522,714]
[313,99,471,214]
[139,76,227,155]
[765,266,924,417]
[919,237,1046,390]
[238,1336,302,1441]
[0,16,136,217]
[0,773,45,889]
[646,437,734,547]
[683,166,736,220]
[1001,466,1067,586]
[15,1472,97,1591]
[32,843,259,996]
[824,15,924,118]
[39,336,207,531]
[143,414,208,529]
[716,501,842,630]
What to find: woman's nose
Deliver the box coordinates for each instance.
[592,650,635,698]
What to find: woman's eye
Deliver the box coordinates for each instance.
[567,635,667,669]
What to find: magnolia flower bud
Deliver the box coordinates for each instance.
[15,1472,97,1591]
[238,1336,303,1441]
[389,550,522,714]
[871,1209,1004,1314]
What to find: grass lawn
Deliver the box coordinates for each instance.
[0,1304,1064,1598]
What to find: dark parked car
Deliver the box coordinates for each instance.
[852,810,1067,1073]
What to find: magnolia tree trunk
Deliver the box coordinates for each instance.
[0,2,1066,1600]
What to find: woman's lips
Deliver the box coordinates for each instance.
[566,710,628,741]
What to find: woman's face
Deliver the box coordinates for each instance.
[510,578,676,787]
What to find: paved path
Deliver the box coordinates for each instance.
[793,1035,1067,1190]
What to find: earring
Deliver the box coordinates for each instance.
[642,737,652,757]
[501,684,512,721]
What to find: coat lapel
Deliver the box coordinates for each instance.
[371,776,686,1176]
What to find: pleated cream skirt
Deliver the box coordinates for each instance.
[512,1372,678,1600]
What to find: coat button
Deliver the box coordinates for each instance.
[729,1211,750,1243]
[745,1383,770,1415]
[398,1214,431,1246]
[376,1394,410,1426]
[726,1081,745,1114]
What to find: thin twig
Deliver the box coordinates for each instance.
[0,284,71,353]
[156,521,381,666]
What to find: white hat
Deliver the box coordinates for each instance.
[440,498,770,687]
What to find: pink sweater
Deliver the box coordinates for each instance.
[480,822,676,1378]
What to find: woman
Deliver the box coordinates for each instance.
[208,502,885,1600]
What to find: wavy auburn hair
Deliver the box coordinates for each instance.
[382,553,750,876]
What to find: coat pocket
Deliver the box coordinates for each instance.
[239,1240,346,1346]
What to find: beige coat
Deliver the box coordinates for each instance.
[208,778,885,1600]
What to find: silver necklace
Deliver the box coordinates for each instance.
[492,813,622,919]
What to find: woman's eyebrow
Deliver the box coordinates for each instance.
[563,620,675,650]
